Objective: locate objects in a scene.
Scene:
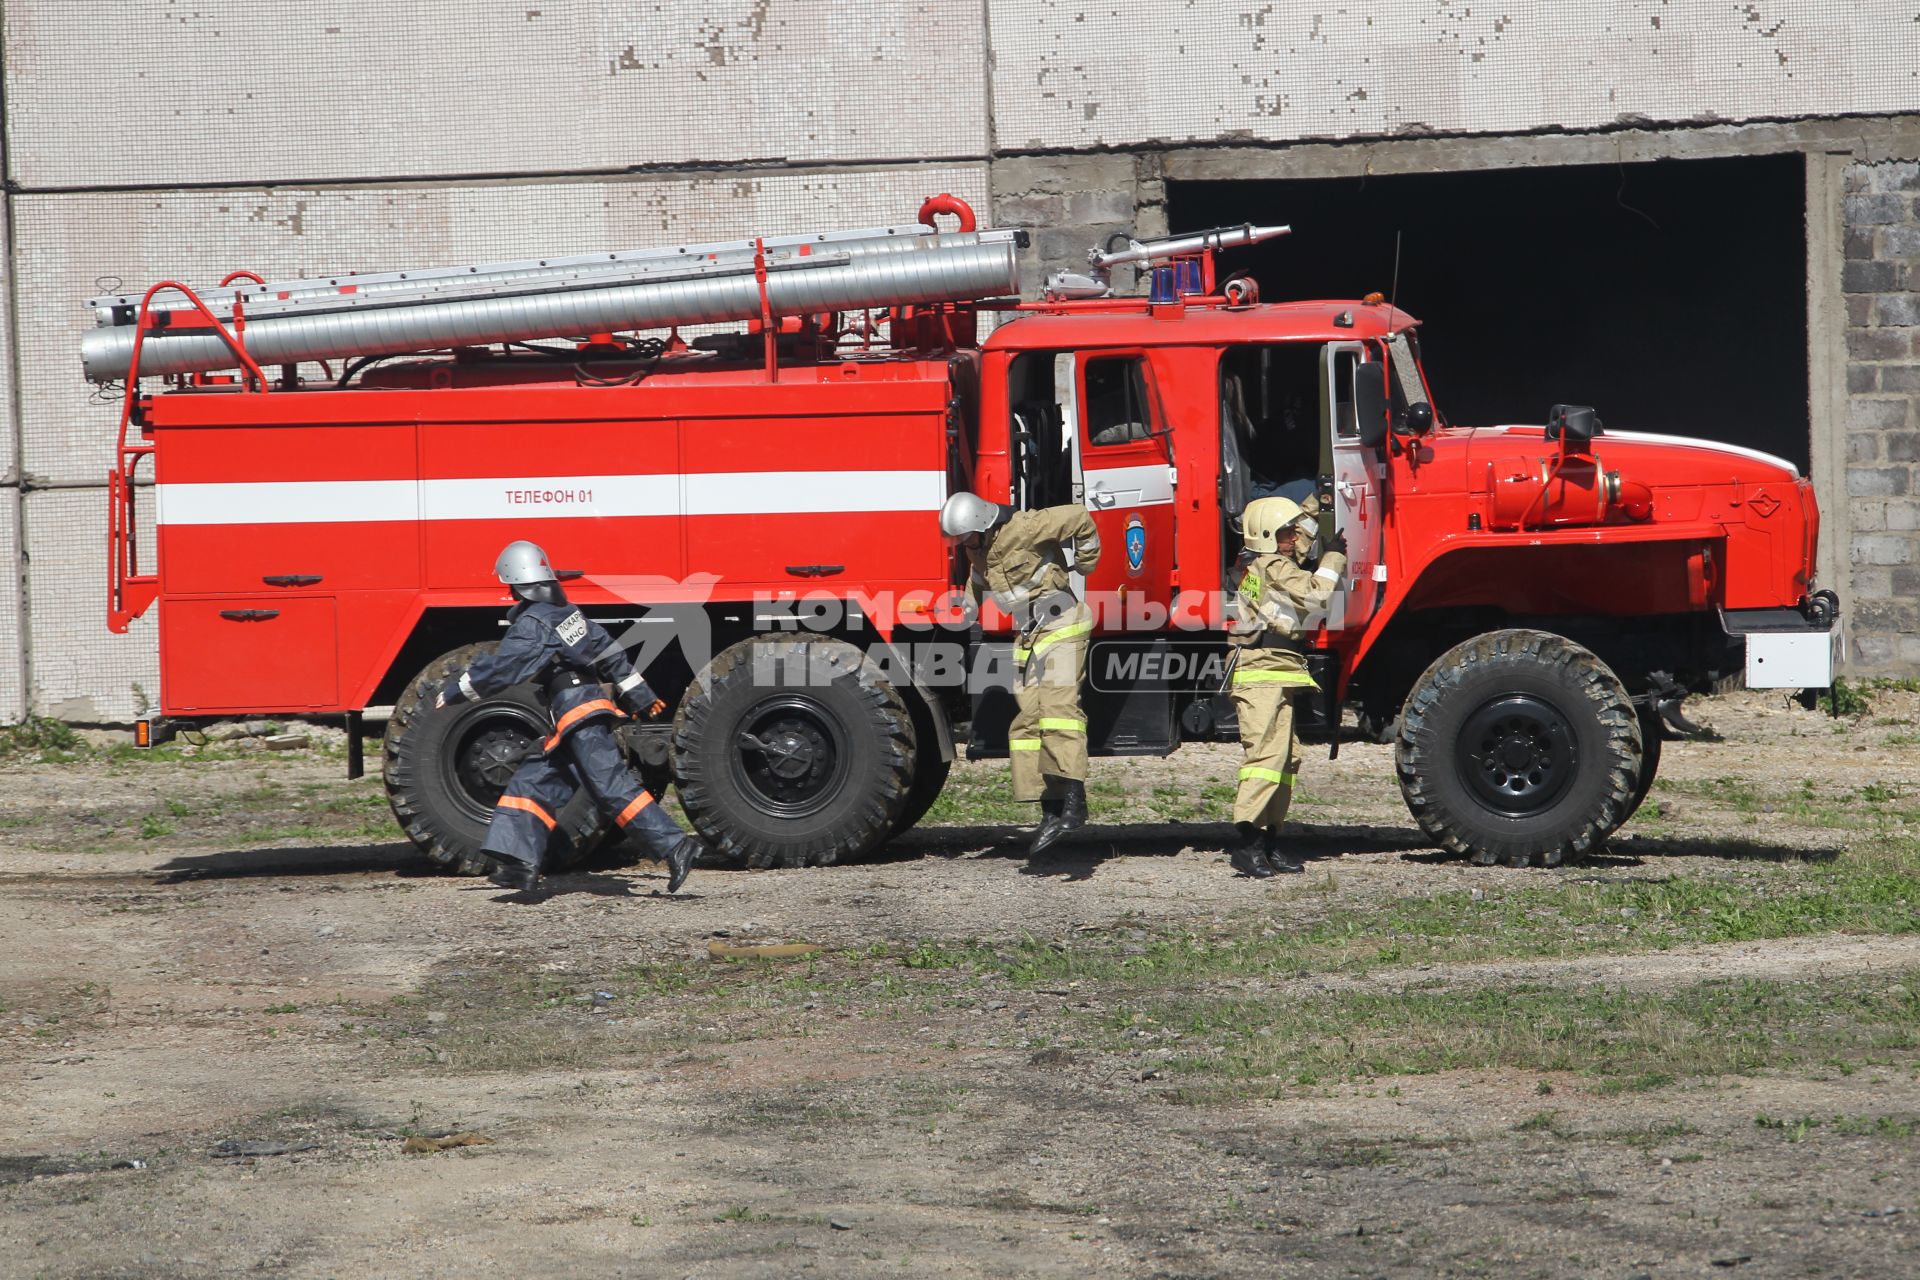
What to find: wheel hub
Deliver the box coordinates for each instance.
[733,698,848,817]
[1458,695,1578,817]
[446,711,543,816]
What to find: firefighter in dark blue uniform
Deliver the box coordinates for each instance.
[436,540,700,894]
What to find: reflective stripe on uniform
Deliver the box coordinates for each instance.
[1036,717,1086,733]
[1238,766,1298,786]
[1009,738,1044,751]
[1017,617,1092,663]
[615,792,655,826]
[615,671,646,694]
[458,671,476,700]
[1315,565,1341,582]
[1232,669,1316,686]
[544,697,622,749]
[1031,619,1092,652]
[498,795,557,829]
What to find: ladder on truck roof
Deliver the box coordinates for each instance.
[97,193,1019,634]
[81,196,1022,384]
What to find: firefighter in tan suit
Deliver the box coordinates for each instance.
[940,492,1102,856]
[1226,496,1347,877]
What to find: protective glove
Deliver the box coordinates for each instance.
[618,685,664,720]
[435,675,469,710]
[1324,529,1349,556]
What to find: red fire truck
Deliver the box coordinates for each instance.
[89,195,1837,871]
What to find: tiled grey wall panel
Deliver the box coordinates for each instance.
[0,199,14,485]
[25,486,158,724]
[4,1,988,187]
[0,495,22,723]
[989,0,1920,151]
[15,164,990,485]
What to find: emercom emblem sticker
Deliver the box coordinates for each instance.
[1125,514,1146,576]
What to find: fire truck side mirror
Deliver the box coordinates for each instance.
[1354,367,1390,449]
[1400,402,1434,436]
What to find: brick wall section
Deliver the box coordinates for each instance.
[1843,160,1920,670]
[990,155,1166,299]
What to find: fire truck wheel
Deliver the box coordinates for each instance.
[1396,629,1641,869]
[674,636,914,868]
[383,643,603,875]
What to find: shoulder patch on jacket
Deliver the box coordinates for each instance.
[554,610,589,647]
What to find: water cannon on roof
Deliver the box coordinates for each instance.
[1043,222,1291,302]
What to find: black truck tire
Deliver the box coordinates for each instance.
[1395,629,1641,868]
[673,635,914,868]
[383,643,603,875]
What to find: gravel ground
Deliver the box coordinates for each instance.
[1,689,1916,1278]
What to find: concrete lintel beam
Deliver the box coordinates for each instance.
[1164,116,1920,185]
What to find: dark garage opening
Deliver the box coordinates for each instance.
[1170,153,1809,471]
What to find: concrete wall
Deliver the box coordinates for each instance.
[4,1,989,184]
[989,0,1920,152]
[2,4,1917,721]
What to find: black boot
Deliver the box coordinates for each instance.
[485,855,541,892]
[1261,830,1302,875]
[663,834,698,895]
[628,801,700,893]
[1228,822,1273,878]
[1029,781,1086,857]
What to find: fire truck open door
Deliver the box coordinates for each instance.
[1073,352,1176,616]
[1321,341,1385,632]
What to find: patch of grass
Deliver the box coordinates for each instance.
[859,843,1920,989]
[921,772,1033,826]
[1830,1113,1919,1138]
[1756,1111,1919,1141]
[1829,679,1874,718]
[1130,976,1920,1095]
[1513,1109,1567,1134]
[138,814,175,840]
[0,717,81,760]
[1604,1119,1701,1148]
[368,865,1920,1086]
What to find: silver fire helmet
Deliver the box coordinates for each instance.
[494,540,558,585]
[939,492,1006,539]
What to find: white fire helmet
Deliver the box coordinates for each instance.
[494,540,558,585]
[1240,497,1309,554]
[939,492,1007,540]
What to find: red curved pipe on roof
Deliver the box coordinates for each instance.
[917,193,976,234]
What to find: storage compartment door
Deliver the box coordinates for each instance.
[162,597,339,712]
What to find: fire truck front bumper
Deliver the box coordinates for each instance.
[1722,590,1841,691]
